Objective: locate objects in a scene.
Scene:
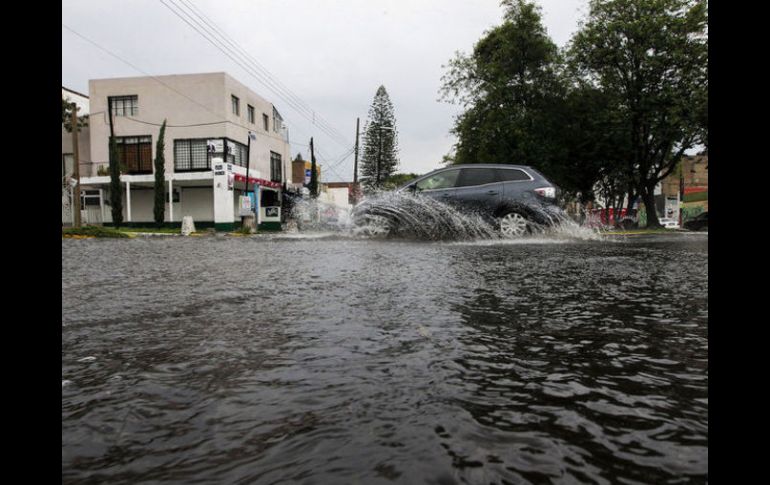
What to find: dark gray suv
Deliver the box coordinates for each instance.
[396,164,562,236]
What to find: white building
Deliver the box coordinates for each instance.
[74,72,291,231]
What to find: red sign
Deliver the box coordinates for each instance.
[232,174,281,189]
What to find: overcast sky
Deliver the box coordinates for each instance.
[62,0,588,181]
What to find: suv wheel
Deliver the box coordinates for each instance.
[352,214,392,237]
[499,212,530,237]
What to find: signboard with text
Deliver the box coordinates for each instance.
[239,195,252,216]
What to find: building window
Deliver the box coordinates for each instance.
[113,136,152,174]
[248,105,255,124]
[80,190,101,208]
[270,152,282,183]
[174,139,210,172]
[232,95,240,116]
[109,95,138,117]
[272,107,283,133]
[226,139,248,168]
[262,113,269,131]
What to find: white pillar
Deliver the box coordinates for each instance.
[126,181,132,222]
[99,188,105,224]
[168,178,173,223]
[212,157,235,230]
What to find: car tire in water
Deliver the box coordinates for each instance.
[352,214,392,237]
[499,211,531,237]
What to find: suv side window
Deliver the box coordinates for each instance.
[456,168,497,187]
[495,168,531,181]
[415,169,460,191]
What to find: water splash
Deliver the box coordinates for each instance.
[286,193,352,232]
[347,191,603,242]
[350,191,497,241]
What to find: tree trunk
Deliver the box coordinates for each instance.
[641,187,660,228]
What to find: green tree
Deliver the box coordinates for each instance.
[62,97,88,133]
[109,136,123,227]
[383,172,421,190]
[440,0,565,173]
[308,140,318,198]
[360,86,399,191]
[153,120,167,226]
[569,0,708,227]
[554,83,634,204]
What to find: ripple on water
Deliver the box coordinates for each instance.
[62,233,708,484]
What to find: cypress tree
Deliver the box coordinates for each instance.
[359,86,399,191]
[308,139,318,198]
[109,136,123,227]
[153,120,167,226]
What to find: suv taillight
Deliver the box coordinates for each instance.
[535,187,556,199]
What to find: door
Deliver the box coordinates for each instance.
[453,167,502,215]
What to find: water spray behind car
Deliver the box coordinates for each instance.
[349,190,601,242]
[347,164,603,241]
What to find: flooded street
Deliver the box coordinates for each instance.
[62,233,708,484]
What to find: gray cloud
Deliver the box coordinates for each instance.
[63,0,587,180]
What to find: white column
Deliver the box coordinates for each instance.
[126,181,132,222]
[212,157,235,230]
[99,188,105,223]
[168,178,173,223]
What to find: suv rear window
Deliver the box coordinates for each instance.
[495,168,531,181]
[456,168,497,187]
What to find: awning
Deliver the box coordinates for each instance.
[233,174,281,189]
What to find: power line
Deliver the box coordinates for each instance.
[63,24,251,132]
[160,0,354,149]
[314,146,357,182]
[175,0,349,145]
[63,23,311,150]
[63,22,326,176]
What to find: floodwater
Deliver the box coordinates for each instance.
[62,232,708,484]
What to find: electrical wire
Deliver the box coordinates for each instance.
[160,0,353,149]
[175,0,349,146]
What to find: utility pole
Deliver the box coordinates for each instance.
[679,159,685,226]
[245,132,256,198]
[71,103,82,228]
[309,137,317,198]
[377,133,383,189]
[353,117,360,203]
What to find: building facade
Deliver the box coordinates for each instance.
[62,87,92,224]
[77,72,291,231]
[656,151,708,221]
[290,154,321,192]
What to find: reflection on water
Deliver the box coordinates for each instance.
[62,234,707,484]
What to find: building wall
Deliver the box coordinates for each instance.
[660,153,709,198]
[320,187,350,209]
[223,74,291,182]
[181,187,214,222]
[292,159,306,184]
[291,159,321,185]
[61,127,92,175]
[88,72,290,183]
[62,87,90,114]
[62,87,92,176]
[127,188,155,222]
